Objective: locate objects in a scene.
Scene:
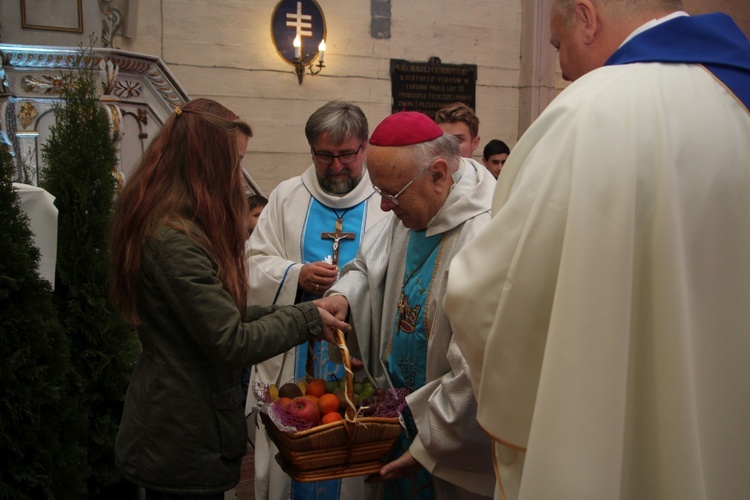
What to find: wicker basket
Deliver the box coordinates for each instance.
[260,330,402,482]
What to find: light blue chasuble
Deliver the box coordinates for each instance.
[383,230,443,500]
[292,198,367,500]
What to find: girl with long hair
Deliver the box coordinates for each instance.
[109,99,347,498]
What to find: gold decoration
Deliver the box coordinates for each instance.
[19,102,38,129]
[107,104,120,139]
[22,74,66,94]
[114,80,142,99]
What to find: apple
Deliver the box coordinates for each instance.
[288,396,321,426]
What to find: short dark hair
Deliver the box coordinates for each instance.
[247,194,268,210]
[483,139,510,160]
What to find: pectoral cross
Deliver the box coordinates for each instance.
[321,218,355,267]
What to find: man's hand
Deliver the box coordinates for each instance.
[315,307,351,344]
[299,262,338,295]
[313,294,350,322]
[366,450,423,483]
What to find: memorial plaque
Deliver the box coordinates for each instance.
[390,57,478,118]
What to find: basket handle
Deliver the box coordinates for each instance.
[333,329,358,422]
[305,338,315,384]
[332,329,361,467]
[305,329,358,422]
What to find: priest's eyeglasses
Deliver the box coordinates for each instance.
[312,143,364,165]
[373,166,430,206]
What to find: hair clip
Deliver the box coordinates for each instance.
[174,107,183,116]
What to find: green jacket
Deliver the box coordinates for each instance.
[115,226,321,493]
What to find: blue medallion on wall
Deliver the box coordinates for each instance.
[271,0,327,65]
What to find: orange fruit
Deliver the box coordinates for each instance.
[277,396,292,407]
[304,395,319,404]
[317,393,341,416]
[305,378,327,398]
[321,411,344,425]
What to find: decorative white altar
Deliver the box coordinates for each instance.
[0,43,262,195]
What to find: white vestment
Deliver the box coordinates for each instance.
[246,164,386,500]
[13,183,58,287]
[444,61,750,498]
[331,159,497,499]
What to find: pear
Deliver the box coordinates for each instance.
[268,384,279,401]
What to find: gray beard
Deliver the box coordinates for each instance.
[320,176,356,195]
[318,169,365,195]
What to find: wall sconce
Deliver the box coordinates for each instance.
[293,35,325,84]
[271,0,327,85]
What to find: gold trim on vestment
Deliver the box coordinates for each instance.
[699,64,750,115]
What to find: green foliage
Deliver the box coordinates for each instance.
[0,146,88,497]
[39,45,140,499]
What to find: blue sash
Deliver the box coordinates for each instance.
[382,230,443,500]
[295,197,367,382]
[291,197,368,500]
[605,13,750,111]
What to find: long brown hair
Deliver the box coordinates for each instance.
[109,98,253,324]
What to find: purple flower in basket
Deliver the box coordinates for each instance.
[373,387,410,418]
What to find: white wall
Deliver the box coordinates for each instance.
[74,0,523,195]
[4,0,747,194]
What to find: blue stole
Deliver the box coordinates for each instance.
[291,197,367,500]
[382,230,443,500]
[294,198,366,382]
[386,230,443,391]
[605,13,750,111]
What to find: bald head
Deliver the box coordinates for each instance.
[550,0,684,81]
[553,0,683,19]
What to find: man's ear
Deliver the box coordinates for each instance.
[430,159,452,193]
[470,135,481,156]
[575,0,599,45]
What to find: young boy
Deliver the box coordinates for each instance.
[434,102,481,159]
[246,194,268,238]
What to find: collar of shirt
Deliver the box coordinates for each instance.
[621,11,689,47]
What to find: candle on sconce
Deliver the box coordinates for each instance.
[318,40,326,63]
[293,35,301,59]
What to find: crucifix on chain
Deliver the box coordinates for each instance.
[321,217,355,267]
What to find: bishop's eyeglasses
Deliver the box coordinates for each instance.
[373,166,431,206]
[312,142,364,165]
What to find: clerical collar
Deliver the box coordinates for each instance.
[621,11,688,47]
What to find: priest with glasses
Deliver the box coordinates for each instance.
[246,100,386,500]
